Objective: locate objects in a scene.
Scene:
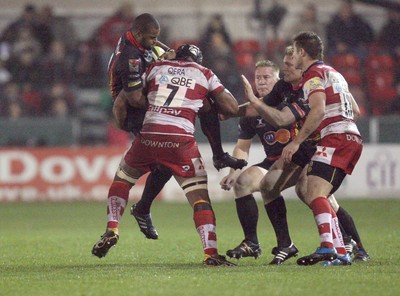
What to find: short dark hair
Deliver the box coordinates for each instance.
[293,31,324,60]
[132,13,160,33]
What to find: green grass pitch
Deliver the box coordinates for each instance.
[1,199,399,296]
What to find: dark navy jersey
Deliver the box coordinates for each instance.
[238,79,309,160]
[107,31,156,134]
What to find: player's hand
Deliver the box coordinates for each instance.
[220,175,236,191]
[160,49,176,60]
[241,75,259,105]
[281,141,300,163]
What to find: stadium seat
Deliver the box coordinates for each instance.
[235,52,256,68]
[233,39,261,54]
[365,54,395,73]
[331,53,362,86]
[266,38,286,55]
[367,72,397,115]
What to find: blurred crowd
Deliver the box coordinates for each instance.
[1,1,400,121]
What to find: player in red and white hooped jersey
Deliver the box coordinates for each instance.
[140,58,225,137]
[282,31,363,266]
[123,44,238,266]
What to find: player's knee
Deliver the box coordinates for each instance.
[233,174,253,194]
[115,167,138,186]
[260,177,277,196]
[295,183,306,202]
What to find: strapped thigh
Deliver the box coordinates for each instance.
[180,176,208,195]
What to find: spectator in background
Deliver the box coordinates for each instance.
[94,2,135,81]
[200,14,242,99]
[285,3,326,43]
[200,14,233,49]
[325,1,374,59]
[0,60,11,86]
[7,48,43,85]
[42,82,76,117]
[379,10,400,62]
[40,40,75,84]
[37,5,77,53]
[36,5,54,53]
[1,81,21,117]
[20,82,43,116]
[1,3,39,47]
[10,25,42,59]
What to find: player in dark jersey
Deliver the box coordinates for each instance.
[220,59,281,260]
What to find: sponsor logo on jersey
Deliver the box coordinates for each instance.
[159,75,169,84]
[304,78,323,92]
[311,145,335,164]
[148,105,182,116]
[127,81,141,88]
[256,118,266,128]
[263,129,291,145]
[128,59,140,72]
[140,138,180,148]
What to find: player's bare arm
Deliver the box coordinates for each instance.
[281,92,325,163]
[241,75,296,127]
[113,88,147,129]
[214,89,239,116]
[350,94,361,120]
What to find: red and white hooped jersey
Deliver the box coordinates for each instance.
[300,62,361,139]
[141,59,225,136]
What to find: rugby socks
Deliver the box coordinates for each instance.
[106,181,131,230]
[336,206,364,249]
[331,207,347,256]
[199,106,224,157]
[265,195,292,247]
[193,200,218,256]
[235,194,259,244]
[310,196,334,249]
[135,169,172,215]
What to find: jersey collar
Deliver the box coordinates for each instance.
[303,60,324,75]
[126,31,146,52]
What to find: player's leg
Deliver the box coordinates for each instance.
[131,164,172,239]
[92,158,144,258]
[297,162,348,266]
[260,158,302,264]
[198,100,247,171]
[175,175,235,266]
[225,165,267,259]
[328,195,370,261]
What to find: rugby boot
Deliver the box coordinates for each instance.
[130,204,159,239]
[92,230,119,258]
[226,240,261,259]
[269,243,299,265]
[297,247,337,266]
[354,248,370,262]
[203,254,236,267]
[213,152,247,171]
